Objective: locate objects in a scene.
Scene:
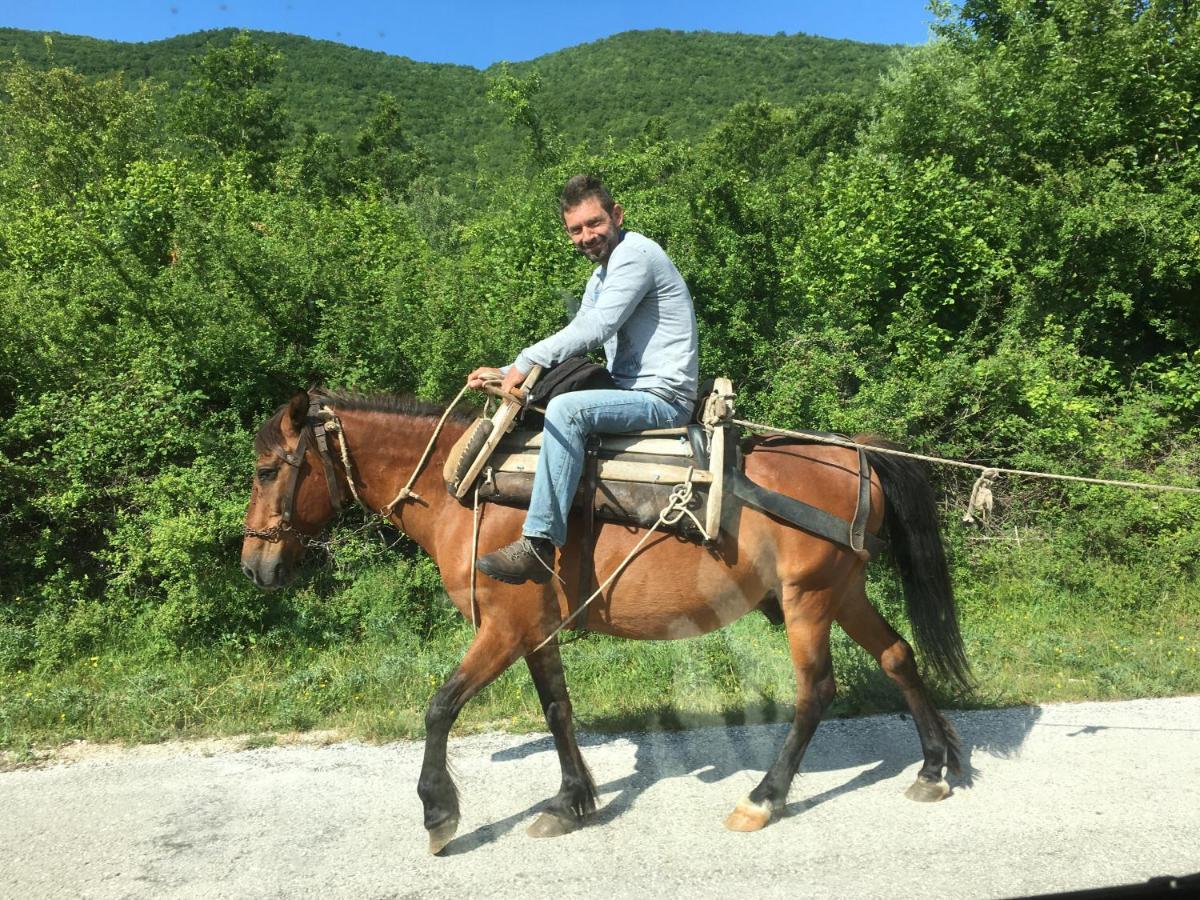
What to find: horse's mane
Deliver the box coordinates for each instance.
[314,389,474,423]
[254,390,474,455]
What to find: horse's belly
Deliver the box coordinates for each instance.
[589,571,761,640]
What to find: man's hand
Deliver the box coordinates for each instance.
[466,365,528,398]
[466,366,503,390]
[499,365,528,398]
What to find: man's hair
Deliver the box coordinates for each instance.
[559,174,616,219]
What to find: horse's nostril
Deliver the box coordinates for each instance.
[243,563,269,588]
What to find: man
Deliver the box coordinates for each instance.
[467,174,699,584]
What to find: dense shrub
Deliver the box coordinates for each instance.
[1,3,1197,676]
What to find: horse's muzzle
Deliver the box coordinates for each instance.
[240,548,291,591]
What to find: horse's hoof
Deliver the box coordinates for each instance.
[724,797,773,832]
[427,816,460,855]
[527,811,578,838]
[905,778,951,803]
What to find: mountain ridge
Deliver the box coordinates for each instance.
[0,26,902,174]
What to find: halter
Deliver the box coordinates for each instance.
[243,396,348,546]
[244,390,465,550]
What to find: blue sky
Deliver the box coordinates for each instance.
[3,1,938,69]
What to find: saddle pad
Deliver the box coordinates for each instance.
[443,418,493,495]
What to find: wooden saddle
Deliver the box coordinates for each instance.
[444,371,736,542]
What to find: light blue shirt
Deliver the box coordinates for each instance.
[514,231,699,408]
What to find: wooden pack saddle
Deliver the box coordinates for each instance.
[443,372,882,558]
[445,375,734,542]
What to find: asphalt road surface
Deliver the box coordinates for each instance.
[3,696,1198,899]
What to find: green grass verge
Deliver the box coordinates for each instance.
[3,590,1197,759]
[4,526,1198,757]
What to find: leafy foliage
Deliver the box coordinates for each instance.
[0,5,1197,727]
[0,26,900,180]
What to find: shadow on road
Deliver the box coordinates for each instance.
[442,704,1044,853]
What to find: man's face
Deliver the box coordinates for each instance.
[563,197,624,264]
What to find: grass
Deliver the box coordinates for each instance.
[3,532,1198,758]
[2,592,1197,759]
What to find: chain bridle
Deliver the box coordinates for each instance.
[242,396,348,548]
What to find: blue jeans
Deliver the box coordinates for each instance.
[523,389,692,546]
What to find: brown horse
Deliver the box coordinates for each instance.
[241,389,971,854]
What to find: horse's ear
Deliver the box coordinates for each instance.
[287,391,309,431]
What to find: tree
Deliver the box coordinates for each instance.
[173,31,289,183]
[0,59,159,206]
[350,93,428,197]
[486,64,562,168]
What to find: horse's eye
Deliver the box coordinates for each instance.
[256,466,278,483]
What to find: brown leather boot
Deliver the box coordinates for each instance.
[477,536,556,585]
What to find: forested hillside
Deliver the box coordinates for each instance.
[0,26,899,175]
[1,1,1198,749]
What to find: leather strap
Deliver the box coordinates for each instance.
[308,400,345,515]
[275,428,309,525]
[729,469,885,558]
[686,423,710,469]
[850,448,872,560]
[575,436,600,636]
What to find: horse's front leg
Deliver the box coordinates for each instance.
[419,623,522,854]
[524,641,598,837]
[726,592,835,832]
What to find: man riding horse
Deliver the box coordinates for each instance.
[468,174,699,584]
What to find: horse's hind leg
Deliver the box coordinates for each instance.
[419,625,522,855]
[837,586,962,801]
[726,590,836,832]
[523,642,598,838]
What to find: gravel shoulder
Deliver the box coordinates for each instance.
[3,697,1199,899]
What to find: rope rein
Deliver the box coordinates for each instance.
[530,477,710,654]
[320,415,366,510]
[381,383,471,516]
[732,418,1200,524]
[470,483,482,631]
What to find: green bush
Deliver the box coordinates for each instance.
[1,5,1196,722]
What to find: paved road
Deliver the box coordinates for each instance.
[3,697,1198,899]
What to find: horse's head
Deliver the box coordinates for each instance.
[241,390,344,590]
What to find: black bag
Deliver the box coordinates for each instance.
[527,356,618,405]
[523,356,619,428]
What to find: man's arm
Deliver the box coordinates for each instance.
[513,244,654,373]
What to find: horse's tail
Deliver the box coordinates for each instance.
[859,436,973,692]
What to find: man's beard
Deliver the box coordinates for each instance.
[579,230,619,263]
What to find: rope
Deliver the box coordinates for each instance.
[320,415,366,510]
[733,419,1200,497]
[531,478,708,654]
[382,383,471,515]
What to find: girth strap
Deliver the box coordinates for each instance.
[574,435,600,636]
[728,469,885,559]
